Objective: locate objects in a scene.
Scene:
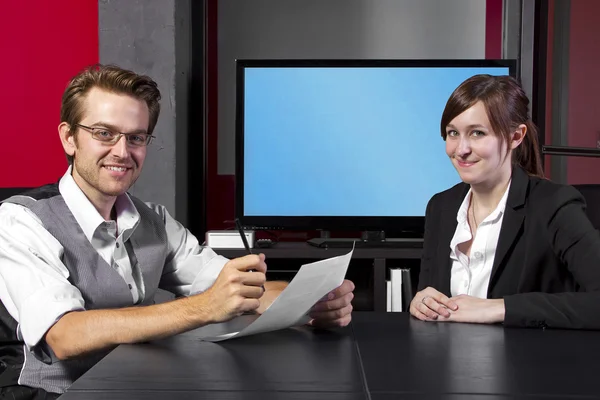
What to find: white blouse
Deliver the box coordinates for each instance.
[449,182,511,298]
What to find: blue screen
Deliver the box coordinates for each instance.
[242,66,510,217]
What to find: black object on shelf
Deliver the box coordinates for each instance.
[255,238,274,248]
[542,145,600,157]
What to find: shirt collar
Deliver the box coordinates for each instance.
[486,180,512,223]
[456,188,473,224]
[58,166,140,242]
[451,190,474,259]
[455,180,512,225]
[115,191,140,240]
[450,180,512,259]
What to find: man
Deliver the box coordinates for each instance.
[0,64,355,398]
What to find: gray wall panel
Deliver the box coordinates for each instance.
[99,0,178,215]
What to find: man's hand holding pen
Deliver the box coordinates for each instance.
[202,254,267,323]
[235,218,265,291]
[212,218,356,329]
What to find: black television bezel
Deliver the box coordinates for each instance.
[235,59,517,233]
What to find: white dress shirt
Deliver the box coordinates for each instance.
[0,167,228,350]
[449,182,511,298]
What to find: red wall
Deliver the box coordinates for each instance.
[566,0,600,184]
[485,0,503,59]
[0,0,98,188]
[206,0,235,230]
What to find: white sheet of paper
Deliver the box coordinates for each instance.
[195,247,354,342]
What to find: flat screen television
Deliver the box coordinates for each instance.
[235,59,516,238]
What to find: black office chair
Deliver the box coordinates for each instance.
[0,188,28,202]
[572,184,600,230]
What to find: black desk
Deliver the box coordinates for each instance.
[61,325,366,399]
[61,313,600,399]
[355,313,600,399]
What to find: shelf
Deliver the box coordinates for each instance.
[213,241,422,312]
[213,241,422,260]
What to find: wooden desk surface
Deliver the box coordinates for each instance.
[62,312,600,399]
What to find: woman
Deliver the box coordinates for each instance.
[409,74,600,329]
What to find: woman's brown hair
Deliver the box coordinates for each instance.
[440,74,543,177]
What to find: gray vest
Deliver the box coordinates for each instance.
[1,184,169,394]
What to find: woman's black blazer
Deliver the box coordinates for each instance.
[418,166,600,329]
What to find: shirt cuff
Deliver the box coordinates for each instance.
[19,285,85,350]
[189,254,229,295]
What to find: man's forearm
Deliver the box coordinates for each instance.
[45,294,213,360]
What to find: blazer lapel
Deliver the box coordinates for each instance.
[437,212,456,296]
[437,185,469,296]
[487,167,528,294]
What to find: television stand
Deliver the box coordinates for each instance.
[307,237,423,249]
[213,242,423,312]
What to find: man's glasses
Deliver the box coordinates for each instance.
[74,124,155,147]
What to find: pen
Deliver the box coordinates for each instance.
[235,218,265,295]
[235,218,253,255]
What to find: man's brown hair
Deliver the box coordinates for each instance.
[60,64,161,164]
